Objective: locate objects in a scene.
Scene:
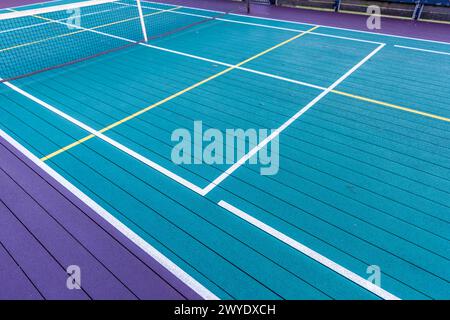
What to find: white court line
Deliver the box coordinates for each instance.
[1,79,206,195]
[218,200,400,300]
[201,43,386,195]
[0,128,218,300]
[394,45,450,56]
[142,0,450,46]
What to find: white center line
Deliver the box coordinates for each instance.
[394,45,450,56]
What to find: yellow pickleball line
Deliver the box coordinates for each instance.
[40,25,320,161]
[331,90,450,123]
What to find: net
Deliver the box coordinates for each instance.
[141,0,250,41]
[0,0,148,82]
[0,0,250,83]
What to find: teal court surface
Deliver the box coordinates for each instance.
[1,0,450,300]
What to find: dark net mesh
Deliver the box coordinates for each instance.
[0,0,250,82]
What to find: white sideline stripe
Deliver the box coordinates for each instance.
[0,0,118,20]
[141,1,450,46]
[394,45,450,56]
[0,128,218,300]
[202,43,386,195]
[121,1,383,45]
[1,79,205,195]
[218,200,400,300]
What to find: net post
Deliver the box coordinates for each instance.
[136,0,148,42]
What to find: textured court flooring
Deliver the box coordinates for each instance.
[1,0,450,299]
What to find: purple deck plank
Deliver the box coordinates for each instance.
[0,137,201,299]
[153,0,450,43]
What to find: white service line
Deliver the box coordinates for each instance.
[394,45,450,56]
[201,43,386,195]
[0,128,218,300]
[1,79,205,195]
[218,200,400,300]
[1,5,129,35]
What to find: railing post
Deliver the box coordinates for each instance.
[413,0,424,20]
[334,0,341,12]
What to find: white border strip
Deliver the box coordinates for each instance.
[202,43,386,195]
[218,200,400,300]
[0,0,118,20]
[0,128,218,300]
[394,45,450,56]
